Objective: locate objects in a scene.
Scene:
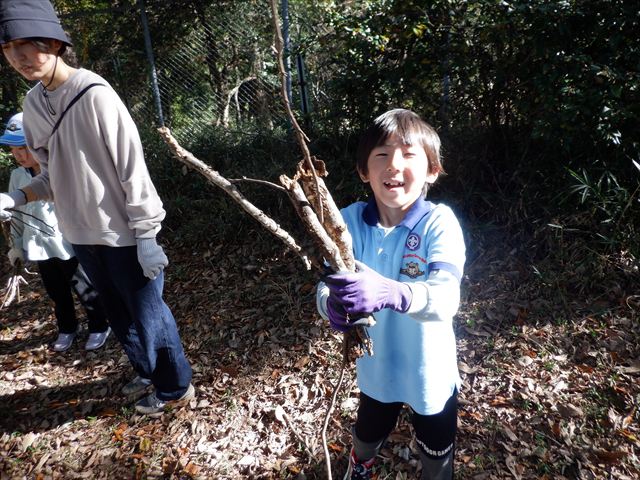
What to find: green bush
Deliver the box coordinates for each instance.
[0,149,14,191]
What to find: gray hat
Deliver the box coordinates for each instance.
[0,113,26,147]
[0,0,72,46]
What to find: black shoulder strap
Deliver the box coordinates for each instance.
[51,83,106,135]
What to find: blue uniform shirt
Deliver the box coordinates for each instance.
[318,196,466,415]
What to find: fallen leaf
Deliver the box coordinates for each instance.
[184,462,200,475]
[501,426,519,442]
[592,449,626,464]
[237,455,255,466]
[98,408,117,417]
[293,355,310,370]
[274,405,286,425]
[459,361,478,374]
[505,454,523,479]
[328,442,343,453]
[139,437,152,452]
[557,403,584,418]
[517,356,533,367]
[21,432,37,452]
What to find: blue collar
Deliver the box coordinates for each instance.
[362,196,434,229]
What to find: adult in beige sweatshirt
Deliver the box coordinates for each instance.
[0,0,194,416]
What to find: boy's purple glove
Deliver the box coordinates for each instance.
[326,297,376,332]
[324,260,412,316]
[326,297,351,332]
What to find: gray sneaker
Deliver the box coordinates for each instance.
[122,375,153,396]
[52,331,77,352]
[135,383,195,417]
[85,327,111,350]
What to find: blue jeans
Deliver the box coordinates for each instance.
[73,244,192,401]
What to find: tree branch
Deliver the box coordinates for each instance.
[228,176,287,192]
[268,0,324,224]
[158,127,311,270]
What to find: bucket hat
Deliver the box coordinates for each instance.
[0,0,72,46]
[0,113,26,147]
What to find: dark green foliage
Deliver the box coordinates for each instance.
[297,0,639,296]
[0,0,637,298]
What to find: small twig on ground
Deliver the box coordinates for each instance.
[321,337,350,480]
[276,405,317,462]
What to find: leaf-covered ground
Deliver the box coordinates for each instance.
[1,235,639,479]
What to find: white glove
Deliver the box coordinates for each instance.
[136,237,168,280]
[0,191,27,221]
[7,247,24,266]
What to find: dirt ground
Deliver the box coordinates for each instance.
[1,236,639,479]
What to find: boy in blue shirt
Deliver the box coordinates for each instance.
[317,109,465,479]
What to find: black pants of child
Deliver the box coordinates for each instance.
[352,390,457,480]
[37,256,108,334]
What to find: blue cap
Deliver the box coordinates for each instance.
[0,113,26,147]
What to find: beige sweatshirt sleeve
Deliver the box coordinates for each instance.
[93,87,166,238]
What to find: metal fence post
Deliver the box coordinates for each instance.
[137,0,164,127]
[296,53,310,128]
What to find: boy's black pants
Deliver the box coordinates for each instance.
[354,389,458,461]
[37,256,108,334]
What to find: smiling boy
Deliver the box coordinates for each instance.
[317,109,465,479]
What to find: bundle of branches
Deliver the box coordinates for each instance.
[156,135,374,359]
[158,3,373,477]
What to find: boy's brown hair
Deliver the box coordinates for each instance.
[356,109,444,183]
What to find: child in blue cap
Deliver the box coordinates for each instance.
[0,0,193,415]
[1,112,110,351]
[317,109,465,479]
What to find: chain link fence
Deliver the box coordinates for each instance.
[152,14,290,146]
[2,1,297,149]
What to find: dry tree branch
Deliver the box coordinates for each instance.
[267,0,324,225]
[158,127,311,271]
[6,209,56,237]
[279,175,348,273]
[158,128,364,478]
[296,160,355,272]
[265,4,375,479]
[1,269,27,309]
[320,335,349,480]
[228,176,287,192]
[265,3,375,478]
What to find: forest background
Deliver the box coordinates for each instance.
[0,0,639,479]
[1,0,638,266]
